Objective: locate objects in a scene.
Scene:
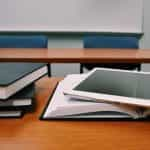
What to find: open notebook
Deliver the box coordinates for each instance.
[41,74,150,120]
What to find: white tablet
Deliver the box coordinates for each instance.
[63,68,150,108]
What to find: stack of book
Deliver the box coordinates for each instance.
[0,63,47,118]
[41,68,150,120]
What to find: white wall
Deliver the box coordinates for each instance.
[0,0,143,33]
[140,0,150,71]
[48,36,83,76]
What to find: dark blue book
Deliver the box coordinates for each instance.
[0,110,23,118]
[0,62,47,99]
[0,83,35,118]
[0,83,35,111]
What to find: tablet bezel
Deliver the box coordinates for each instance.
[63,68,150,108]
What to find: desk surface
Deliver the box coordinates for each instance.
[0,48,150,63]
[0,77,149,150]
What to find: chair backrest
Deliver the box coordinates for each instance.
[81,36,141,72]
[83,36,139,49]
[0,35,48,48]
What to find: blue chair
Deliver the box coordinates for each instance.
[80,36,141,73]
[0,35,51,76]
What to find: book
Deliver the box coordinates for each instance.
[0,110,23,118]
[0,83,35,111]
[64,68,150,108]
[41,74,150,120]
[0,62,47,99]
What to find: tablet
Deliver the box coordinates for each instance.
[63,68,150,107]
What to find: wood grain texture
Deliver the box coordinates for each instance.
[0,48,150,63]
[0,77,149,150]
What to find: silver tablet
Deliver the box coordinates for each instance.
[63,68,150,107]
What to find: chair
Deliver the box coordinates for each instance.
[0,35,51,76]
[80,36,141,73]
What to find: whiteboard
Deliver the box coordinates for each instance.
[0,0,143,33]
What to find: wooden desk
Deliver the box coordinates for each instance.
[0,77,149,150]
[0,48,150,63]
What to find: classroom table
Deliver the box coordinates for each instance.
[0,48,150,63]
[0,77,149,150]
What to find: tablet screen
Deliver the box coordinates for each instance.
[74,70,139,98]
